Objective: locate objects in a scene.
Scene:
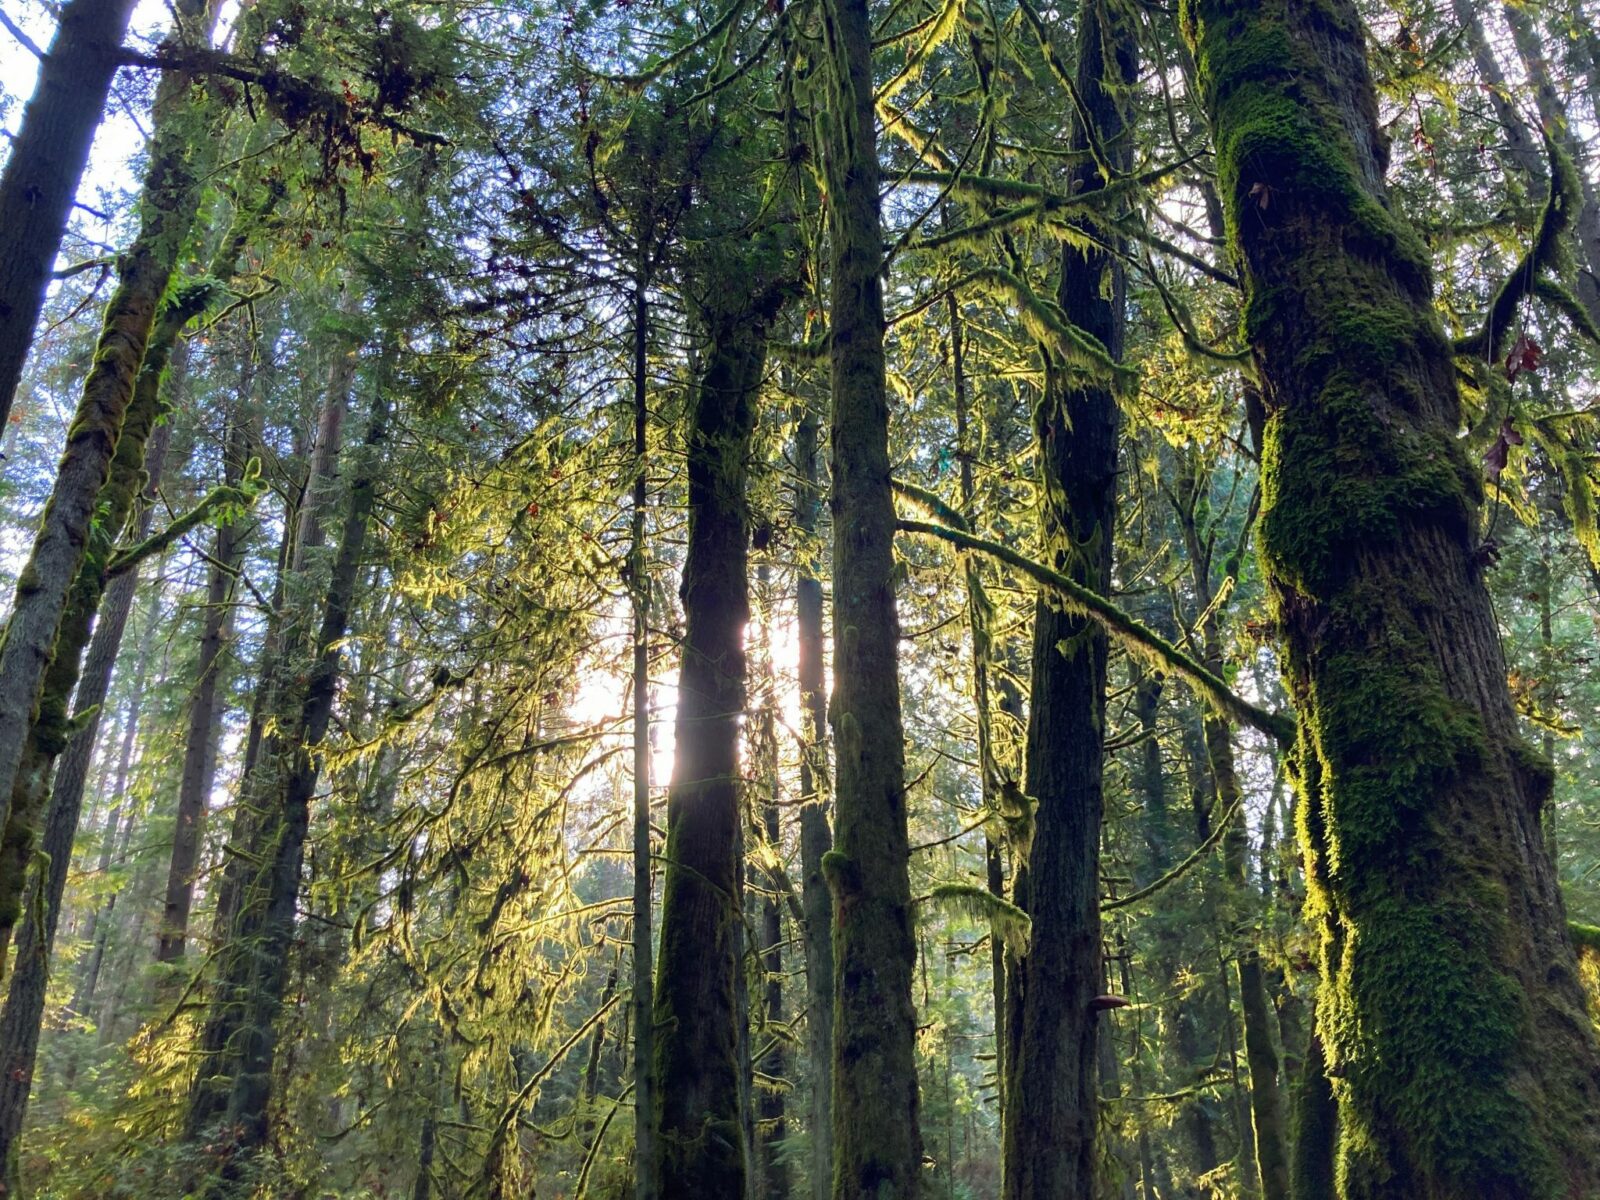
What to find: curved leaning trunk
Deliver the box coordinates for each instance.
[651,307,771,1198]
[1186,0,1600,1193]
[0,0,138,432]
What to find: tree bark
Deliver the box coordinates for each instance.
[0,0,219,881]
[629,280,658,1200]
[817,0,922,1191]
[1187,0,1600,1190]
[0,0,139,431]
[156,363,260,963]
[651,294,774,1198]
[1000,2,1133,1197]
[184,383,385,1175]
[792,389,834,1200]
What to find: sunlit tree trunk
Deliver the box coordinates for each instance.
[792,388,834,1200]
[817,0,922,1191]
[1001,1,1133,1195]
[0,0,139,431]
[1187,0,1600,1189]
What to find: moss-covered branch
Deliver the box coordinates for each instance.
[896,516,1296,745]
[1104,796,1240,911]
[1455,135,1578,362]
[104,461,262,579]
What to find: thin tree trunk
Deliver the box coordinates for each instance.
[818,0,922,1190]
[792,390,834,1200]
[1187,0,1600,1189]
[948,290,1007,1112]
[651,294,773,1197]
[184,385,386,1173]
[629,281,657,1200]
[1001,2,1133,1196]
[156,380,257,963]
[755,565,789,1200]
[1288,1016,1335,1200]
[0,0,139,430]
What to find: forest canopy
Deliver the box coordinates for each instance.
[0,0,1596,1195]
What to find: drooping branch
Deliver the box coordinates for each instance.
[1456,135,1578,362]
[896,516,1296,745]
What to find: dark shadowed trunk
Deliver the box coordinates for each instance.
[0,0,218,876]
[1187,0,1600,1190]
[1000,2,1133,1196]
[185,385,386,1176]
[817,0,922,1191]
[156,386,257,963]
[0,0,139,430]
[651,289,775,1198]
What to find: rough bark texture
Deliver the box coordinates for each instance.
[792,394,834,1200]
[651,300,772,1199]
[1000,3,1132,1197]
[0,290,211,963]
[1186,0,1600,1190]
[1290,1024,1336,1200]
[0,0,217,885]
[818,0,922,1192]
[0,0,138,430]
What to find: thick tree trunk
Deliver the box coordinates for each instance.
[1187,0,1600,1191]
[1000,3,1133,1197]
[651,301,772,1198]
[792,392,834,1200]
[817,0,922,1192]
[0,0,138,431]
[0,0,218,878]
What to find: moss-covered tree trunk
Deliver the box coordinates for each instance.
[1186,0,1600,1190]
[792,390,835,1200]
[1000,2,1133,1196]
[0,0,138,431]
[817,0,922,1192]
[650,295,775,1198]
[0,399,173,1189]
[0,281,220,966]
[0,0,218,884]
